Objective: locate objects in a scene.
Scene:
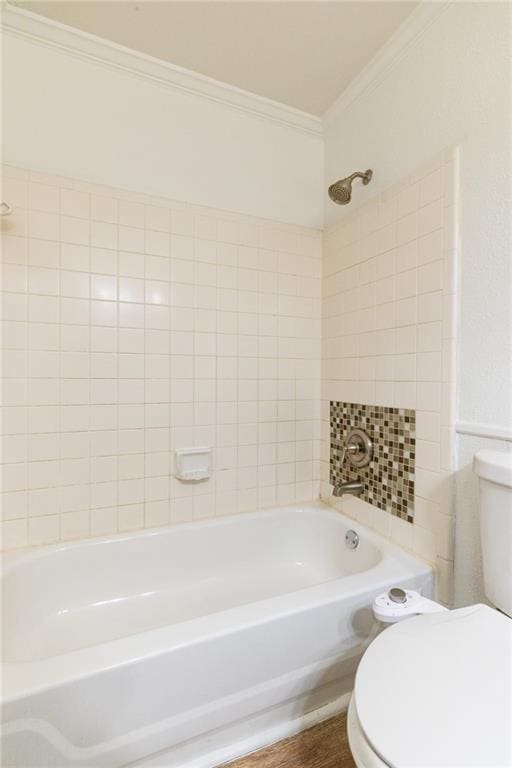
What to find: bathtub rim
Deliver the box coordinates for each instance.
[2,501,384,572]
[1,501,434,702]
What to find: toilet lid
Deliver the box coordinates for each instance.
[355,604,512,768]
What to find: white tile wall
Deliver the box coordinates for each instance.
[1,165,321,550]
[0,152,459,605]
[320,149,458,604]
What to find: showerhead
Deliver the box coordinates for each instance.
[328,179,352,205]
[328,169,373,205]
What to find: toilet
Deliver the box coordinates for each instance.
[347,450,512,767]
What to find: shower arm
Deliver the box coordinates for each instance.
[346,170,372,186]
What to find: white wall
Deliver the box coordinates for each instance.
[2,27,323,229]
[324,1,512,605]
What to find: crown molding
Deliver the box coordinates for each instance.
[0,1,453,137]
[323,1,452,130]
[0,3,322,137]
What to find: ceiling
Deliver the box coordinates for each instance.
[17,1,418,115]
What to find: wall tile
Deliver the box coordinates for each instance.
[1,164,321,550]
[321,149,458,603]
[3,153,456,610]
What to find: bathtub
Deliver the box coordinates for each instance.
[1,502,433,768]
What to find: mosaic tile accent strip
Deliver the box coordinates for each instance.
[330,402,415,523]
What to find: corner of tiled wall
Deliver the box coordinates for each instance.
[1,149,459,605]
[1,164,322,551]
[320,147,459,605]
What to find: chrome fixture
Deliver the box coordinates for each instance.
[388,587,408,604]
[0,202,13,216]
[332,428,372,498]
[333,481,364,498]
[328,169,373,205]
[345,529,360,550]
[338,428,372,469]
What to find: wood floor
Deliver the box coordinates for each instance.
[221,714,356,768]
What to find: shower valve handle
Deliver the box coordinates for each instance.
[340,428,372,469]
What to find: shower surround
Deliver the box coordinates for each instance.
[321,148,458,604]
[1,150,458,602]
[1,165,321,549]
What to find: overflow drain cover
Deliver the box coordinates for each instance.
[345,530,359,550]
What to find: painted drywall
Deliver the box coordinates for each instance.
[324,1,512,605]
[1,30,324,229]
[17,1,417,115]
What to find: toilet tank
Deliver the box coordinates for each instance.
[473,450,512,617]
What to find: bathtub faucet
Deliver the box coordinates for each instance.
[332,481,364,498]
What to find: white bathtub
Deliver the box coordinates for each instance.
[1,502,433,768]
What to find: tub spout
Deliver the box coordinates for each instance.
[332,481,364,498]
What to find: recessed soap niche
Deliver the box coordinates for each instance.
[175,448,212,482]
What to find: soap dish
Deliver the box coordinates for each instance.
[175,447,212,481]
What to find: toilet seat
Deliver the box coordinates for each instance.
[351,604,512,768]
[347,696,391,768]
